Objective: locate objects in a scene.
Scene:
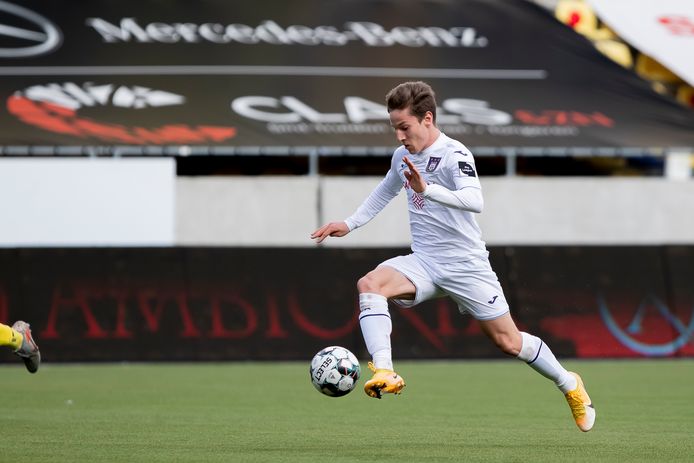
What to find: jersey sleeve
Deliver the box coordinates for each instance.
[344,154,404,231]
[420,145,483,212]
[447,147,482,190]
[422,183,483,213]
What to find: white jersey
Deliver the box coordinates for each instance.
[345,132,488,263]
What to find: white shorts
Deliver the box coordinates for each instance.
[379,253,510,320]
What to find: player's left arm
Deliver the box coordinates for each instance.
[419,150,483,213]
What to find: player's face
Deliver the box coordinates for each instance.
[389,107,434,154]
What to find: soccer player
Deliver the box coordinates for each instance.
[0,321,41,373]
[311,81,595,432]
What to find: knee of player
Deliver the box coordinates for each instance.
[356,274,378,293]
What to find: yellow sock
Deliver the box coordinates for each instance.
[0,323,23,350]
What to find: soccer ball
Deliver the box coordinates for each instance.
[309,346,361,397]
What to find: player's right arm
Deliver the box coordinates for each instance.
[311,221,350,244]
[343,167,402,231]
[311,154,403,243]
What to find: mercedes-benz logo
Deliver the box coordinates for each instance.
[0,1,61,58]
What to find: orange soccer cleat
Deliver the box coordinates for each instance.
[564,372,596,432]
[363,362,405,399]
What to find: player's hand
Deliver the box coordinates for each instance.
[403,156,426,193]
[310,221,350,244]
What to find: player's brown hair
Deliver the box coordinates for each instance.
[385,81,437,123]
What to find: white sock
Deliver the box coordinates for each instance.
[517,332,577,393]
[358,292,393,370]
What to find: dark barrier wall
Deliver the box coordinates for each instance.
[0,246,692,363]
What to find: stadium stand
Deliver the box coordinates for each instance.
[552,0,694,109]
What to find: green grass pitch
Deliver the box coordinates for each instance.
[3,359,693,462]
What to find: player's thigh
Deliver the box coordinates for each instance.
[358,264,415,299]
[376,254,442,307]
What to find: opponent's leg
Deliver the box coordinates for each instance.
[0,322,23,350]
[479,314,595,431]
[0,321,41,373]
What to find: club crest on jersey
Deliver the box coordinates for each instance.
[458,161,477,177]
[425,157,441,172]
